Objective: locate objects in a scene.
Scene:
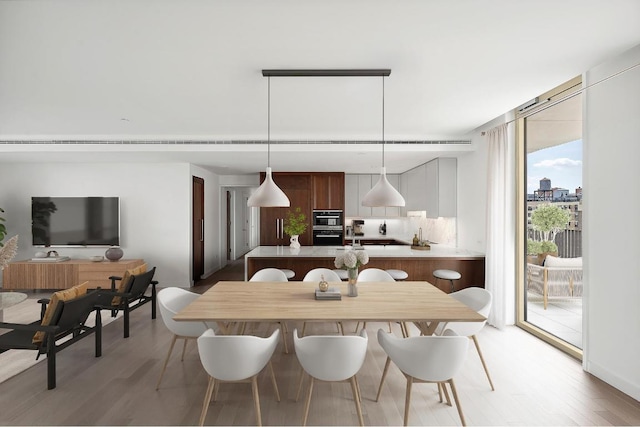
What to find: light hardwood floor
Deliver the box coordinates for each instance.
[1,289,639,425]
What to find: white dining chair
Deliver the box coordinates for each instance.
[156,287,211,390]
[435,287,494,390]
[376,328,469,426]
[249,268,289,282]
[302,268,344,335]
[354,268,397,334]
[293,328,368,426]
[248,268,290,353]
[197,328,281,426]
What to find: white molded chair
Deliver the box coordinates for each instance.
[376,329,469,426]
[249,268,290,353]
[197,329,281,426]
[302,268,344,335]
[293,328,368,426]
[249,268,289,282]
[436,287,494,390]
[156,287,210,390]
[354,268,398,334]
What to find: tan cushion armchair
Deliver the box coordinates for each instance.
[527,255,583,309]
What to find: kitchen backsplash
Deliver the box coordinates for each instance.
[345,217,457,246]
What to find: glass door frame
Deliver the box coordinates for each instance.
[515,76,583,360]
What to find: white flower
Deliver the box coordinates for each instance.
[334,249,369,270]
[356,250,369,265]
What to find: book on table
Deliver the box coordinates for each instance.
[315,287,342,300]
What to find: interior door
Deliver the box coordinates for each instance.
[192,176,205,282]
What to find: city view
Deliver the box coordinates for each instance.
[525,138,583,349]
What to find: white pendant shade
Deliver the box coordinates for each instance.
[247,167,290,207]
[361,166,406,207]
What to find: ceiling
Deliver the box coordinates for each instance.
[0,0,639,174]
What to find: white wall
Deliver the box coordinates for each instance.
[0,162,205,289]
[457,138,489,253]
[583,44,640,400]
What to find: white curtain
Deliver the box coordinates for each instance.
[485,123,516,329]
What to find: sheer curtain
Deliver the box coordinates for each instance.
[485,123,516,328]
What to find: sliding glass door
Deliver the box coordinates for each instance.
[517,77,583,357]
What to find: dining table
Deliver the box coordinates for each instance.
[173,281,485,335]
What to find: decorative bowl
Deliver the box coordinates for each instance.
[89,256,104,262]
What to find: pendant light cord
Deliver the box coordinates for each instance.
[267,76,271,168]
[382,75,385,168]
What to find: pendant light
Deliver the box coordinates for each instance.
[247,76,290,207]
[361,75,406,207]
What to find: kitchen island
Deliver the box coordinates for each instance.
[244,245,485,293]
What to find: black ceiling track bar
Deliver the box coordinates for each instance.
[262,69,391,77]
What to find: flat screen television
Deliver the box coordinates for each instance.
[32,197,120,247]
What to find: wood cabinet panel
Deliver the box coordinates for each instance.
[246,256,484,293]
[3,259,145,290]
[312,173,345,210]
[259,173,312,246]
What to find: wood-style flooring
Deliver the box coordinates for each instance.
[1,259,639,426]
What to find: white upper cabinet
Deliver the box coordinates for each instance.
[345,174,403,218]
[345,174,359,217]
[425,158,457,218]
[400,158,457,218]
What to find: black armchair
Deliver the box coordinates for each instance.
[96,266,158,338]
[0,290,102,390]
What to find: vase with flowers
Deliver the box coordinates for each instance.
[334,249,369,297]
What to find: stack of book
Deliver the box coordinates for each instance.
[315,287,342,300]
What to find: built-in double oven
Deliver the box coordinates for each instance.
[312,210,344,246]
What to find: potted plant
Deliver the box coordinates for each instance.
[283,207,308,248]
[528,204,570,264]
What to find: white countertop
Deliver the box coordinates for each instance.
[344,233,413,244]
[245,245,484,259]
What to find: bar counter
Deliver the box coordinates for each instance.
[244,245,485,293]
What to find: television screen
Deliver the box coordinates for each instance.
[32,197,120,247]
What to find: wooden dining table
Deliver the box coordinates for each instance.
[173,281,485,335]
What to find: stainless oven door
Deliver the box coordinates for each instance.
[312,229,344,246]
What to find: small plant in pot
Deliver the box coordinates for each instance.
[283,207,308,249]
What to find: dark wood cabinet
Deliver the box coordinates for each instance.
[259,172,345,246]
[259,173,312,246]
[312,172,345,210]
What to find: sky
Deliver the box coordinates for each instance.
[527,139,582,194]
